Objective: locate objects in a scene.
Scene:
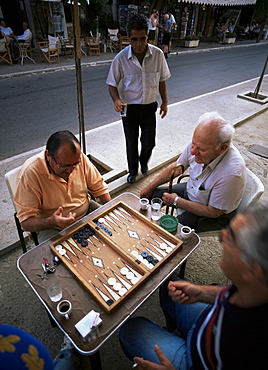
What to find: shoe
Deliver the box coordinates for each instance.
[141,166,148,176]
[60,336,73,351]
[53,336,74,361]
[127,175,136,184]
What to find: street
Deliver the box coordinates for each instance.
[0,44,267,160]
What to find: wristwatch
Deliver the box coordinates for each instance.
[173,196,180,208]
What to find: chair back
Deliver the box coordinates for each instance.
[4,166,22,210]
[108,29,119,41]
[0,39,7,52]
[48,35,59,50]
[237,168,264,212]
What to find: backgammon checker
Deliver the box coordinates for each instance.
[50,201,183,312]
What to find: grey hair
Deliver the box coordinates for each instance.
[237,202,268,284]
[198,111,235,147]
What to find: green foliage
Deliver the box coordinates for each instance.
[226,32,237,38]
[185,35,199,40]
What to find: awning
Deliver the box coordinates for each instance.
[178,0,257,5]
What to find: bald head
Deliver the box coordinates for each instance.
[195,112,234,149]
[191,112,234,165]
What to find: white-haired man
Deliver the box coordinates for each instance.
[140,112,247,232]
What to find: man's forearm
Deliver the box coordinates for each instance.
[159,81,168,105]
[147,162,182,192]
[199,285,225,304]
[108,85,120,102]
[99,193,112,204]
[21,216,56,233]
[177,197,224,218]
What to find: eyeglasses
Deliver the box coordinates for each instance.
[52,155,81,170]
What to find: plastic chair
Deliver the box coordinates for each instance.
[38,35,60,63]
[0,38,13,65]
[4,166,38,253]
[169,168,264,237]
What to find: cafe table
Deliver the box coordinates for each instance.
[17,192,200,368]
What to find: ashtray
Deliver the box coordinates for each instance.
[159,214,178,233]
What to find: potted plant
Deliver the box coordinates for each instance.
[225,32,237,44]
[184,35,199,48]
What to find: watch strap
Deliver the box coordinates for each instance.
[173,196,180,208]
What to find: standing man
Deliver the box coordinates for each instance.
[158,14,172,59]
[106,13,171,184]
[167,10,176,52]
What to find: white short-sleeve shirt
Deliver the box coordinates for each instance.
[177,142,247,213]
[106,44,171,105]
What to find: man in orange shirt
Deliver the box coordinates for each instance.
[14,130,111,243]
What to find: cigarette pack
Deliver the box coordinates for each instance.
[75,310,102,341]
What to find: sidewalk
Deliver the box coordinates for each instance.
[0,38,268,255]
[0,38,267,79]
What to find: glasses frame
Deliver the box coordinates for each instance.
[51,155,81,170]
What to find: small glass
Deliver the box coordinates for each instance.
[120,103,127,117]
[43,273,62,302]
[151,197,163,221]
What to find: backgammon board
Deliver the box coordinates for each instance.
[50,201,183,312]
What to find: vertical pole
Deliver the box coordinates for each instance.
[73,0,86,154]
[253,56,268,99]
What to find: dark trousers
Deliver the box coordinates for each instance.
[122,102,158,176]
[152,183,237,232]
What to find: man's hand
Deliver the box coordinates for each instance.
[114,98,126,113]
[162,193,178,207]
[159,103,168,119]
[133,345,175,370]
[140,185,153,199]
[168,280,202,305]
[50,206,76,230]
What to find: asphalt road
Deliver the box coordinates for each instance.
[1,44,267,160]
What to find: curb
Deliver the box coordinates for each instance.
[1,41,266,80]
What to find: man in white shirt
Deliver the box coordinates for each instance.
[106,13,171,184]
[16,22,32,42]
[140,112,247,232]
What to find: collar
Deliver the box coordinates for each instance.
[205,145,230,171]
[128,43,151,61]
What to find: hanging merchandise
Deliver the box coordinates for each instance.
[180,6,189,39]
[119,5,128,32]
[188,6,196,35]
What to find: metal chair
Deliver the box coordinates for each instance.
[169,168,264,237]
[17,40,35,65]
[5,166,38,253]
[0,38,13,65]
[38,35,60,64]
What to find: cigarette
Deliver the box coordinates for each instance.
[91,313,100,328]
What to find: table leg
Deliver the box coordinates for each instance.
[89,350,102,370]
[178,260,187,279]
